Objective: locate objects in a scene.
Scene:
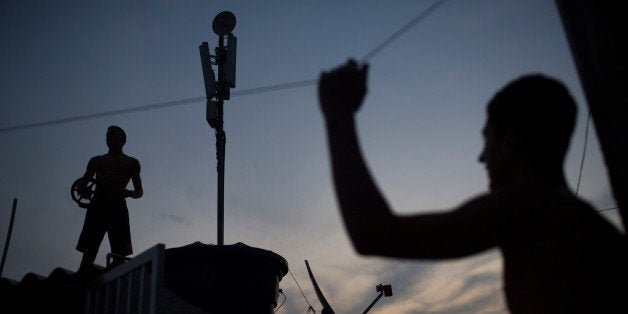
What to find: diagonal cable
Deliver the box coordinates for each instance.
[0,0,449,133]
[289,269,316,313]
[360,0,449,62]
[575,111,591,196]
[0,97,205,132]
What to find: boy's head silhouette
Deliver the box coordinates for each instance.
[479,74,577,190]
[106,125,126,150]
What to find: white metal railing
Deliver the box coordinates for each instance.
[85,244,165,314]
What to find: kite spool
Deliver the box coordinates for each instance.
[71,177,96,208]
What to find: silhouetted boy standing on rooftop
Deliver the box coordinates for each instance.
[318,60,627,313]
[76,125,143,270]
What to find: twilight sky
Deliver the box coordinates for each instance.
[0,1,623,313]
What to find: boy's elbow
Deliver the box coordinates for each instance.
[354,244,376,256]
[132,190,143,199]
[345,216,397,256]
[350,233,385,256]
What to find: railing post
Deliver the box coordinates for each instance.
[85,244,165,314]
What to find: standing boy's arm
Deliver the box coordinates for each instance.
[125,159,143,199]
[81,157,97,181]
[128,173,143,199]
[77,157,97,197]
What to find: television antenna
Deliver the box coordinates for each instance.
[199,11,238,245]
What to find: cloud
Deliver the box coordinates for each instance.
[368,251,506,313]
[158,213,192,226]
[276,249,506,314]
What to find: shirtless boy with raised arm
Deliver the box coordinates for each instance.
[318,60,627,313]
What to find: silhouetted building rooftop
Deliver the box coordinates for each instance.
[1,242,288,314]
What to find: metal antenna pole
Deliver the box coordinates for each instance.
[216,101,225,246]
[201,11,236,246]
[0,198,18,277]
[215,34,226,246]
[363,284,392,313]
[362,292,383,314]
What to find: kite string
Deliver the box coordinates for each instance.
[0,0,449,133]
[360,0,450,62]
[574,111,618,213]
[575,111,591,197]
[289,269,316,313]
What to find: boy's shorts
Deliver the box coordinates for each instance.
[76,198,133,256]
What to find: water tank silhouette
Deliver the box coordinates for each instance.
[164,242,288,314]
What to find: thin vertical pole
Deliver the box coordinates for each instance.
[148,246,164,314]
[94,289,102,313]
[202,27,232,246]
[138,264,146,314]
[216,35,226,246]
[84,290,92,314]
[104,283,111,313]
[0,198,18,277]
[115,277,122,313]
[216,101,225,246]
[126,271,133,314]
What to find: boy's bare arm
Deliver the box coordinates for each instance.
[77,157,97,198]
[126,174,143,199]
[126,159,143,199]
[320,60,499,258]
[119,159,143,199]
